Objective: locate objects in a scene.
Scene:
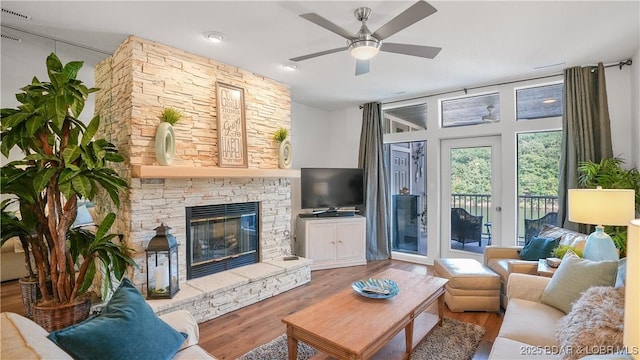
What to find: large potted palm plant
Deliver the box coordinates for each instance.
[0,53,135,331]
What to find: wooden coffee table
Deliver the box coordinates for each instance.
[281,268,448,360]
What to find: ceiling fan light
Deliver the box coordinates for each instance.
[349,40,380,60]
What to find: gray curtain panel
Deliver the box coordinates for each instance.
[558,63,613,229]
[358,102,391,260]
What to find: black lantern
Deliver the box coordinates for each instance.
[146,223,179,299]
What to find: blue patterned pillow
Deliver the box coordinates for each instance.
[48,278,187,360]
[519,236,559,261]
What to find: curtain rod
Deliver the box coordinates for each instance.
[1,25,112,55]
[361,58,633,109]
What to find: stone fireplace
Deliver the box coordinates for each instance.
[93,35,310,321]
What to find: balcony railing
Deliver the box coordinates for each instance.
[451,193,559,241]
[519,194,559,221]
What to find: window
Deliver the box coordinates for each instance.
[516,83,563,120]
[441,93,500,127]
[516,131,562,244]
[383,103,427,134]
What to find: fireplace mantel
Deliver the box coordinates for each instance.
[131,165,300,179]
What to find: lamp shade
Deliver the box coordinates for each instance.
[626,219,640,359]
[567,188,635,226]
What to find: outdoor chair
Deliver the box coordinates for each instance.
[450,208,483,248]
[524,212,558,245]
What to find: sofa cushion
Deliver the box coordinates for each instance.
[540,252,618,314]
[519,236,559,261]
[498,297,565,348]
[48,278,187,360]
[556,286,625,360]
[538,224,587,250]
[1,312,73,359]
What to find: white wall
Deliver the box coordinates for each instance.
[290,102,362,169]
[606,65,635,163]
[326,107,362,168]
[631,48,640,170]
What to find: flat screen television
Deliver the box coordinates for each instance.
[300,168,365,210]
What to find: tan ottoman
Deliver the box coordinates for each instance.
[434,258,501,312]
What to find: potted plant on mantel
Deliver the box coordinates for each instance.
[273,127,292,169]
[0,53,136,331]
[155,106,182,166]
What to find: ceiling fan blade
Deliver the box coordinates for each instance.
[371,1,437,40]
[380,43,441,59]
[289,47,348,62]
[355,59,370,76]
[300,13,355,40]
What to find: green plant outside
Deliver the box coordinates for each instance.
[577,157,640,257]
[273,127,288,143]
[160,107,183,125]
[0,53,136,306]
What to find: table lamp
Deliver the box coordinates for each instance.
[568,187,635,261]
[626,219,639,359]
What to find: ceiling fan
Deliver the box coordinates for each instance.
[290,1,442,76]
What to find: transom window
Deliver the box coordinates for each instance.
[516,83,563,120]
[441,93,500,127]
[384,103,427,134]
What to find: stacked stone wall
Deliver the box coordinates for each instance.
[94,35,294,293]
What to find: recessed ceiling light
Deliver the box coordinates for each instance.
[203,31,224,43]
[542,99,557,104]
[281,63,298,71]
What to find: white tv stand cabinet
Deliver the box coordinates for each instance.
[295,215,366,271]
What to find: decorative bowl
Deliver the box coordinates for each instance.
[546,257,562,268]
[352,278,399,299]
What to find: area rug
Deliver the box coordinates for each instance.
[237,317,485,360]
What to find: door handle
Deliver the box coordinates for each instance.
[496,206,502,212]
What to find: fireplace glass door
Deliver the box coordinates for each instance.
[186,202,259,279]
[191,214,256,265]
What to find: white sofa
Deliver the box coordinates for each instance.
[488,273,565,359]
[489,273,630,360]
[1,310,217,359]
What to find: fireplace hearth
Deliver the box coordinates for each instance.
[186,202,259,279]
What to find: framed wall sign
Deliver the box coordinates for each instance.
[216,82,248,168]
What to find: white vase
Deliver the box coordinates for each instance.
[278,138,292,169]
[155,122,176,166]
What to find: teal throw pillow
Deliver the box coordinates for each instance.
[519,236,559,261]
[540,251,618,314]
[48,278,187,360]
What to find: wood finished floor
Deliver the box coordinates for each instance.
[1,260,503,359]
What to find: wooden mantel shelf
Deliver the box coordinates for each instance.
[131,165,300,179]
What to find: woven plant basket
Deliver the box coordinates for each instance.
[18,277,40,319]
[33,296,92,332]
